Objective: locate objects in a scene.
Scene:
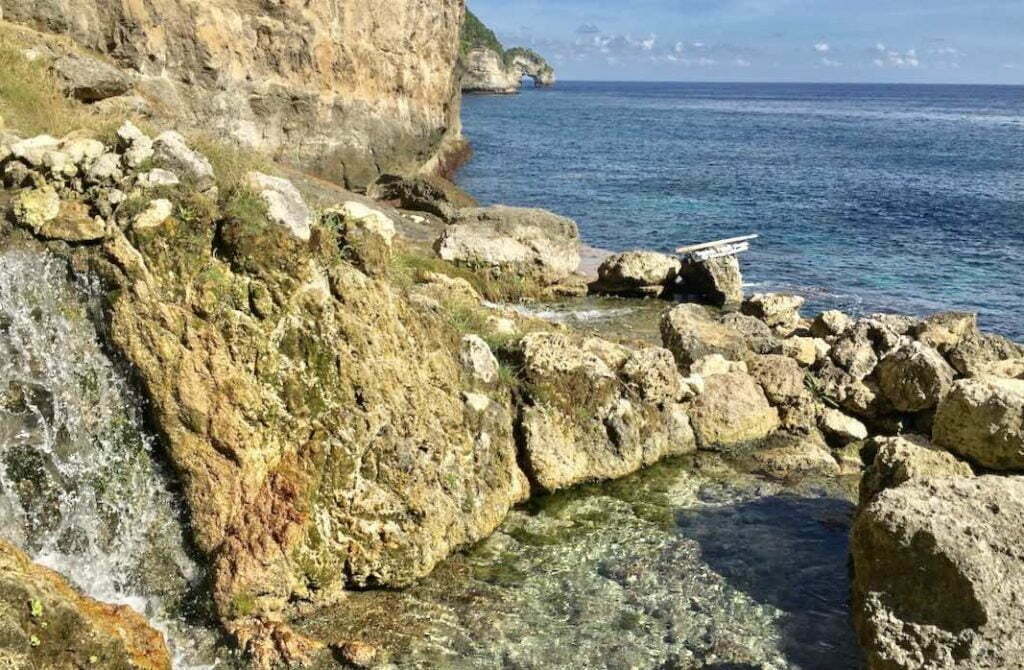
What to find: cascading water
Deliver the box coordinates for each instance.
[0,246,225,668]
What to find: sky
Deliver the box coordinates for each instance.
[468,0,1024,84]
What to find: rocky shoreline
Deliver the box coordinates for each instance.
[1,10,1023,670]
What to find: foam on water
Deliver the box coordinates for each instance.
[0,248,224,668]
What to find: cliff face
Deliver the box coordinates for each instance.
[460,47,522,94]
[458,9,555,94]
[0,0,466,190]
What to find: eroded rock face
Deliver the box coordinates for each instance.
[0,539,171,670]
[933,377,1024,471]
[516,333,696,492]
[459,47,521,94]
[875,342,956,413]
[741,293,805,330]
[2,0,465,189]
[676,256,743,307]
[436,206,581,287]
[660,304,750,373]
[851,476,1024,670]
[688,372,780,450]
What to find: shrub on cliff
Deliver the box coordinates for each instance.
[460,9,505,56]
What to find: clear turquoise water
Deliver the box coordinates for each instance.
[458,82,1024,340]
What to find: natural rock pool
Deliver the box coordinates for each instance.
[299,455,863,669]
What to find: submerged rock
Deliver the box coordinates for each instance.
[0,539,171,670]
[851,476,1024,670]
[592,251,680,298]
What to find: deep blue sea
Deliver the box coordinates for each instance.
[457,82,1024,340]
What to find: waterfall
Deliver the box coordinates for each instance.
[0,247,225,668]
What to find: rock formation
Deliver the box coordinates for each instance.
[458,10,555,94]
[0,0,466,189]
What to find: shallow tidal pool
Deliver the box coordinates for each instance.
[298,455,863,669]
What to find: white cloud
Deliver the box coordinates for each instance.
[735,58,751,67]
[814,41,830,53]
[875,46,921,68]
[640,36,656,51]
[821,57,842,67]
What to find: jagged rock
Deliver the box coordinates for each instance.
[40,149,76,177]
[771,335,820,367]
[368,174,476,222]
[30,199,107,242]
[829,331,879,380]
[947,331,1024,377]
[117,121,155,169]
[778,396,824,434]
[9,135,60,166]
[61,137,105,166]
[691,354,747,378]
[618,347,684,404]
[0,539,171,669]
[325,202,396,277]
[245,172,312,242]
[52,53,133,102]
[875,342,955,412]
[460,335,499,385]
[436,206,580,286]
[933,377,1024,471]
[592,251,681,298]
[460,47,521,94]
[819,408,868,446]
[3,161,35,189]
[660,304,750,373]
[859,435,972,504]
[719,312,773,340]
[811,310,853,338]
[136,169,180,189]
[867,313,921,335]
[87,153,123,183]
[746,354,805,406]
[741,430,840,479]
[911,311,977,353]
[154,131,214,189]
[333,640,379,669]
[517,332,696,491]
[851,476,1024,670]
[741,293,804,329]
[688,371,780,450]
[675,256,743,307]
[132,199,174,230]
[12,186,61,232]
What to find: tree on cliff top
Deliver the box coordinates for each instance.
[460,9,505,56]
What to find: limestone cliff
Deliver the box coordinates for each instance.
[0,0,466,190]
[458,10,555,93]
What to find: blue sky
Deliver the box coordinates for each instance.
[469,0,1024,84]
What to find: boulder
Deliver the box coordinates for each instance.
[153,131,214,189]
[933,377,1024,471]
[859,434,972,504]
[133,199,174,230]
[324,201,396,277]
[688,371,780,450]
[517,332,696,491]
[33,199,107,242]
[436,206,581,286]
[741,293,805,329]
[367,173,476,222]
[810,310,853,338]
[912,311,977,353]
[675,256,743,307]
[459,335,499,385]
[136,169,180,189]
[771,335,820,367]
[245,172,312,242]
[741,430,840,479]
[746,354,805,406]
[829,331,879,381]
[116,121,154,168]
[86,153,124,183]
[690,354,747,378]
[12,186,60,233]
[60,137,105,166]
[52,53,133,103]
[618,347,684,405]
[819,407,868,446]
[876,342,956,412]
[9,135,60,167]
[660,304,750,373]
[851,476,1024,670]
[0,539,171,669]
[592,251,681,298]
[947,331,1024,377]
[719,312,773,340]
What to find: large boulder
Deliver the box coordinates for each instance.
[911,311,978,353]
[933,377,1024,471]
[323,201,396,277]
[660,304,750,373]
[946,331,1024,377]
[592,251,680,298]
[435,206,581,286]
[52,53,134,102]
[0,539,171,669]
[811,310,853,339]
[516,333,696,492]
[687,371,780,450]
[367,174,476,223]
[245,172,313,242]
[876,342,956,413]
[851,476,1024,670]
[675,256,743,307]
[819,407,868,447]
[741,293,805,329]
[746,354,805,406]
[859,435,973,504]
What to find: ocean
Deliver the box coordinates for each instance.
[457,81,1024,340]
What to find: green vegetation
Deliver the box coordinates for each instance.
[460,9,505,56]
